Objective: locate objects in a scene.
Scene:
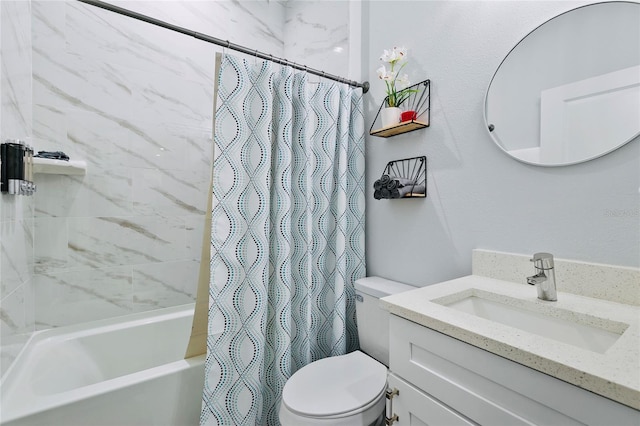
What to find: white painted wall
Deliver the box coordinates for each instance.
[363,1,640,287]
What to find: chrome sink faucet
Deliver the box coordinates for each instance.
[527,252,557,301]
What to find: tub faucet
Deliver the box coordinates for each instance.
[527,252,557,301]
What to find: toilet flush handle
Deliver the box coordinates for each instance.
[385,388,399,425]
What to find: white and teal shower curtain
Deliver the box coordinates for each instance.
[201,54,366,426]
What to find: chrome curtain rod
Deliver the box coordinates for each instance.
[77,0,370,93]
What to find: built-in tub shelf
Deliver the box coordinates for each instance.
[33,157,87,175]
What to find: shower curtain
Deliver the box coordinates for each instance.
[201,54,366,426]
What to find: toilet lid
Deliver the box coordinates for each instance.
[282,351,387,418]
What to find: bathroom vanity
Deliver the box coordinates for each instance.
[381,250,640,425]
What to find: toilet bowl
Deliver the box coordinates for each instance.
[279,277,415,426]
[279,351,387,426]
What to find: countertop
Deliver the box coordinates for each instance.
[381,275,640,410]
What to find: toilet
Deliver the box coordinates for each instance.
[279,277,415,426]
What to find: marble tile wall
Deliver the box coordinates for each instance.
[30,0,287,330]
[0,0,355,374]
[0,0,35,376]
[283,1,350,78]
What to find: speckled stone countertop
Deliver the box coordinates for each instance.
[381,275,640,410]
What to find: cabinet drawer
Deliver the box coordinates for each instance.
[387,373,476,426]
[389,315,639,426]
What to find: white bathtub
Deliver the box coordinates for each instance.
[0,304,205,426]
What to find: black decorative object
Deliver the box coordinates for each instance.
[374,156,426,199]
[35,151,70,161]
[1,140,35,196]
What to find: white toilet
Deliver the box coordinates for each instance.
[279,277,415,426]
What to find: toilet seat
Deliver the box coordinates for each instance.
[281,351,387,419]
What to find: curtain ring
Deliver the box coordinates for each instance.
[223,40,230,58]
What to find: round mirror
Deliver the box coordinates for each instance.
[484,2,640,166]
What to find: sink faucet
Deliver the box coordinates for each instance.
[527,252,557,301]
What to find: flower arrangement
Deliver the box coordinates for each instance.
[376,46,412,108]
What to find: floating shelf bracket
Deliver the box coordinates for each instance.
[370,79,430,138]
[373,156,427,200]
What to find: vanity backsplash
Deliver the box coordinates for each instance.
[472,249,640,306]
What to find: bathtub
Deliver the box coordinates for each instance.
[0,304,205,426]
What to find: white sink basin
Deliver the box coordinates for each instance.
[440,291,627,353]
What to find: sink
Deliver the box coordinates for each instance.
[438,291,627,353]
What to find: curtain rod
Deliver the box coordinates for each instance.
[77,0,370,93]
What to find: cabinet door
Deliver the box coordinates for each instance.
[387,373,476,426]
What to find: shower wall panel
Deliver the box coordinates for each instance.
[30,0,285,329]
[0,0,35,376]
[283,1,351,78]
[0,0,355,374]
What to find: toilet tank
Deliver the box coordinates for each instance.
[355,277,416,366]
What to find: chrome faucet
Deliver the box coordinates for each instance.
[527,252,557,301]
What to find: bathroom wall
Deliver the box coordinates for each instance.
[0,0,354,373]
[283,1,351,78]
[28,0,354,331]
[29,0,286,330]
[0,0,35,375]
[364,1,640,287]
[29,0,353,331]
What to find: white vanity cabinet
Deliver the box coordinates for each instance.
[387,315,639,426]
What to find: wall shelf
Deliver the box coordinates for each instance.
[370,120,429,138]
[370,79,430,138]
[374,156,427,200]
[33,157,87,175]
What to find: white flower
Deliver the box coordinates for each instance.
[376,65,396,81]
[376,46,411,108]
[380,46,407,64]
[380,49,397,63]
[396,73,410,90]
